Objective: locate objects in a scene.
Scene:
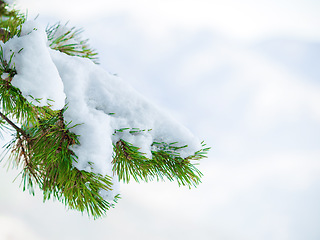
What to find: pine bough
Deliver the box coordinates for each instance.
[0,2,209,218]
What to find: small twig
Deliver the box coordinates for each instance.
[0,28,10,42]
[17,134,40,184]
[0,111,28,138]
[117,140,131,160]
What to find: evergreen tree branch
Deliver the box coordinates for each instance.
[0,2,210,218]
[112,139,208,188]
[46,22,99,63]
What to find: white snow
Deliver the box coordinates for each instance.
[50,48,201,174]
[1,21,202,200]
[1,72,9,80]
[0,21,65,110]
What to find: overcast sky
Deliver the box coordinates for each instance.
[16,0,320,42]
[0,1,320,240]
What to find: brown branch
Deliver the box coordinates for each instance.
[119,140,131,159]
[15,134,41,185]
[0,110,28,138]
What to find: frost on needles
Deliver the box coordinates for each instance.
[0,2,209,218]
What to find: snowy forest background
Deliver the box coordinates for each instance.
[0,0,320,239]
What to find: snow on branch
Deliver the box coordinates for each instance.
[0,5,209,218]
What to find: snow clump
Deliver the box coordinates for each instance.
[0,21,65,110]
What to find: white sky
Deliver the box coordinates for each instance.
[17,0,320,41]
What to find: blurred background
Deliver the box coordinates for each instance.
[0,0,320,239]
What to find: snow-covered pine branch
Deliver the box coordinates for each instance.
[0,3,209,218]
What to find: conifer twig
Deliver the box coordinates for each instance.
[0,110,28,138]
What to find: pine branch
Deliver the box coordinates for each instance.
[0,110,27,137]
[0,3,25,42]
[112,139,208,188]
[0,3,210,219]
[46,22,99,63]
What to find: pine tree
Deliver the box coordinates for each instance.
[0,1,209,218]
